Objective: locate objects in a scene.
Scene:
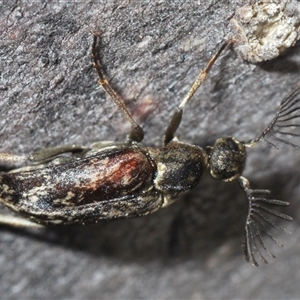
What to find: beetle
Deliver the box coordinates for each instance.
[0,32,299,266]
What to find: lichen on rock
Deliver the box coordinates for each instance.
[230,0,300,62]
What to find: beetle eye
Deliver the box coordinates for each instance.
[208,137,246,182]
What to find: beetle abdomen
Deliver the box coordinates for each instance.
[0,145,157,223]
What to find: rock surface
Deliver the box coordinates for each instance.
[1,1,300,299]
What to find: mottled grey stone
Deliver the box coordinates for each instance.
[1,1,300,299]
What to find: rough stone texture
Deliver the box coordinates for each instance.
[230,0,300,62]
[1,1,300,299]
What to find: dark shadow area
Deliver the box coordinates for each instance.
[259,41,300,74]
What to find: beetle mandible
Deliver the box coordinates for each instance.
[0,33,299,266]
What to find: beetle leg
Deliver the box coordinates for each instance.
[0,152,27,163]
[90,141,123,149]
[0,213,44,228]
[163,41,229,145]
[92,32,144,143]
[29,145,87,162]
[0,146,88,165]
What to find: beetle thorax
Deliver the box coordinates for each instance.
[149,141,208,201]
